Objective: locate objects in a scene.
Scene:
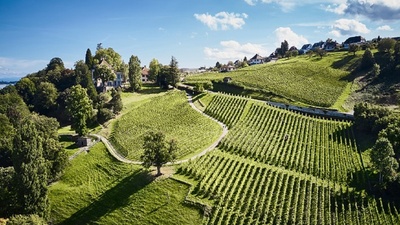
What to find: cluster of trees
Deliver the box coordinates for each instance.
[354,103,400,190]
[0,91,68,220]
[148,56,180,89]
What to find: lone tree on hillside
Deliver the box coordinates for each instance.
[348,44,360,56]
[141,131,178,176]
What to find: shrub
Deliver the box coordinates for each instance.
[97,108,114,124]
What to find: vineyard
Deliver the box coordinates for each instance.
[176,93,400,224]
[110,91,222,160]
[185,53,352,107]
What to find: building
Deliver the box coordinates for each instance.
[249,54,265,65]
[141,66,150,83]
[92,60,123,90]
[343,36,366,50]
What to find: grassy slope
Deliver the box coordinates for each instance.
[186,52,362,108]
[49,143,202,225]
[110,90,222,160]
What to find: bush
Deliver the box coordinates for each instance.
[97,108,114,124]
[7,214,46,225]
[360,49,375,70]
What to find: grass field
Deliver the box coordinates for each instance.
[49,142,203,225]
[185,52,363,108]
[110,90,222,160]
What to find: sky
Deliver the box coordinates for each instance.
[0,0,399,80]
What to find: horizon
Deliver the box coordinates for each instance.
[1,0,399,80]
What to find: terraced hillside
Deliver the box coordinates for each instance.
[110,90,222,160]
[177,93,400,224]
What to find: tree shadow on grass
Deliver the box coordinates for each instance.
[60,170,154,225]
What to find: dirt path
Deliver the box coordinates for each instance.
[92,92,228,165]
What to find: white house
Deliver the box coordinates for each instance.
[92,60,123,90]
[141,66,150,83]
[249,54,265,65]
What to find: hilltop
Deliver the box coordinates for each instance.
[184,50,400,112]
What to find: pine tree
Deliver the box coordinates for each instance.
[85,48,94,69]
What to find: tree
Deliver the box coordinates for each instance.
[33,82,58,114]
[46,57,65,72]
[128,55,142,92]
[108,88,123,114]
[371,138,399,184]
[66,85,93,136]
[378,38,396,53]
[85,48,94,69]
[94,47,124,72]
[372,63,381,76]
[348,44,360,56]
[149,58,160,82]
[74,60,97,102]
[0,114,14,167]
[360,49,375,70]
[30,114,68,182]
[280,40,289,57]
[12,119,49,217]
[215,61,221,69]
[93,63,115,89]
[15,77,36,108]
[141,131,178,176]
[314,48,326,59]
[168,56,180,87]
[306,50,314,58]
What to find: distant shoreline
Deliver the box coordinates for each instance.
[0,80,18,85]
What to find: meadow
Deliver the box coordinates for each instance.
[48,142,203,225]
[110,90,222,160]
[185,52,362,108]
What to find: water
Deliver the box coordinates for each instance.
[0,84,8,89]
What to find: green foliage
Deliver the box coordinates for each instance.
[110,91,222,160]
[378,38,396,53]
[0,93,30,126]
[108,88,123,114]
[315,47,327,58]
[85,48,94,69]
[0,167,15,216]
[372,63,381,76]
[15,77,36,107]
[348,44,360,56]
[66,85,93,136]
[371,138,399,184]
[7,214,46,225]
[93,64,116,87]
[360,49,375,70]
[12,119,49,218]
[280,40,289,57]
[168,56,179,87]
[149,58,161,82]
[33,82,58,114]
[354,102,390,133]
[30,114,68,182]
[128,55,142,92]
[75,60,98,102]
[94,47,124,72]
[46,57,65,72]
[0,114,15,167]
[97,108,114,124]
[141,131,178,175]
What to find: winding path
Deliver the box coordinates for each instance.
[91,92,228,165]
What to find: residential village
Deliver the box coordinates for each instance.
[91,35,400,90]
